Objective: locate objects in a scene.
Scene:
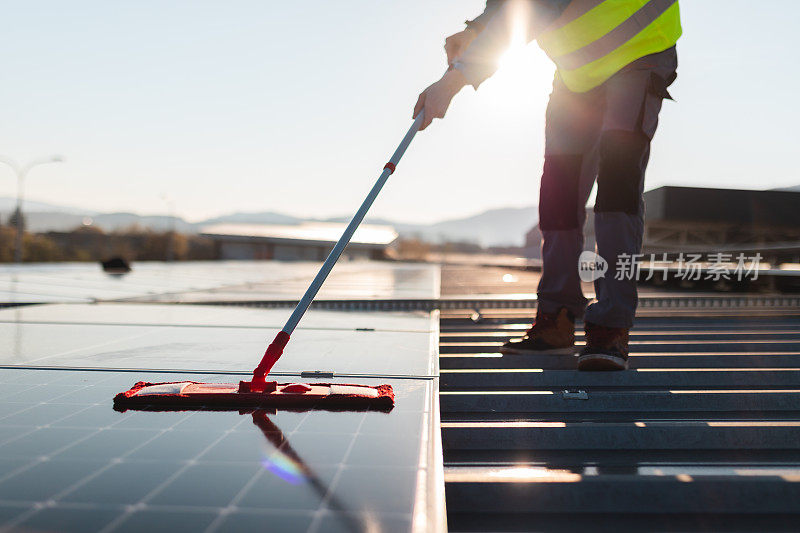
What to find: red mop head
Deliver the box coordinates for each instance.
[113,381,394,412]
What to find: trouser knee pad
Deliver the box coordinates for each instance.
[595,130,649,214]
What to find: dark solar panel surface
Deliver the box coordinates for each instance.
[0,369,432,533]
[0,262,443,532]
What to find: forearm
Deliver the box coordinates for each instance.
[464,0,506,33]
[453,2,515,89]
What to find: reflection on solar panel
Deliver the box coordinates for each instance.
[0,305,437,377]
[0,261,440,304]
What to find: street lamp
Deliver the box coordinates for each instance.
[0,155,65,263]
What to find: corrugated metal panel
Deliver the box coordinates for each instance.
[440,306,800,531]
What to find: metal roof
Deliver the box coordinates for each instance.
[440,305,800,531]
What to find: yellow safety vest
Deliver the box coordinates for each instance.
[537,0,682,92]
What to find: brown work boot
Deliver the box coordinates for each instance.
[578,322,630,371]
[500,307,576,356]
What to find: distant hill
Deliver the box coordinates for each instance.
[421,206,537,247]
[323,208,537,246]
[0,196,537,247]
[200,211,302,226]
[0,197,97,216]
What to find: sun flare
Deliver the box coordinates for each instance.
[484,9,555,104]
[494,30,553,96]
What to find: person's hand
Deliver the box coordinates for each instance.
[444,28,478,65]
[413,69,468,131]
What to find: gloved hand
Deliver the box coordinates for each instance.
[413,69,468,131]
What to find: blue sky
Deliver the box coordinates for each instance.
[1,1,798,224]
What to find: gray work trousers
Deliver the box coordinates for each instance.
[536,47,678,328]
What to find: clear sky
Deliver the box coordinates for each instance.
[1,1,798,224]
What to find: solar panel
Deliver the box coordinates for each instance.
[0,261,440,304]
[0,305,437,377]
[0,369,433,532]
[0,261,444,531]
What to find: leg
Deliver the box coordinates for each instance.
[537,78,604,319]
[585,48,678,328]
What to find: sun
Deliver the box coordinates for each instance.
[485,16,555,103]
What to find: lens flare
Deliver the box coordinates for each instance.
[261,449,307,485]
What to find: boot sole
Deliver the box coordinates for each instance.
[577,353,628,371]
[500,346,576,356]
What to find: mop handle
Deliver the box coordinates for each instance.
[250,111,426,385]
[283,111,425,334]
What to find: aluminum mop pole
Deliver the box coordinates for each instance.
[249,112,425,391]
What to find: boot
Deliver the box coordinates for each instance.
[500,307,575,356]
[578,322,630,371]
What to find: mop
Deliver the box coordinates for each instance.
[114,112,426,412]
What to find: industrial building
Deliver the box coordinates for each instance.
[201,222,398,261]
[643,186,800,262]
[525,186,800,264]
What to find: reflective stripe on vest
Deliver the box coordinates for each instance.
[538,0,682,93]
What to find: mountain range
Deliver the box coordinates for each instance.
[0,197,537,247]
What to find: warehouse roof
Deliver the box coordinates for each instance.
[200,222,398,247]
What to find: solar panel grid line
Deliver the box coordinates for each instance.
[200,463,266,533]
[0,399,200,529]
[0,404,100,457]
[18,421,197,529]
[95,414,253,533]
[17,326,166,365]
[0,373,110,425]
[305,412,368,533]
[0,365,438,381]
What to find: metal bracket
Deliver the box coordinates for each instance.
[301,370,335,379]
[562,389,589,400]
